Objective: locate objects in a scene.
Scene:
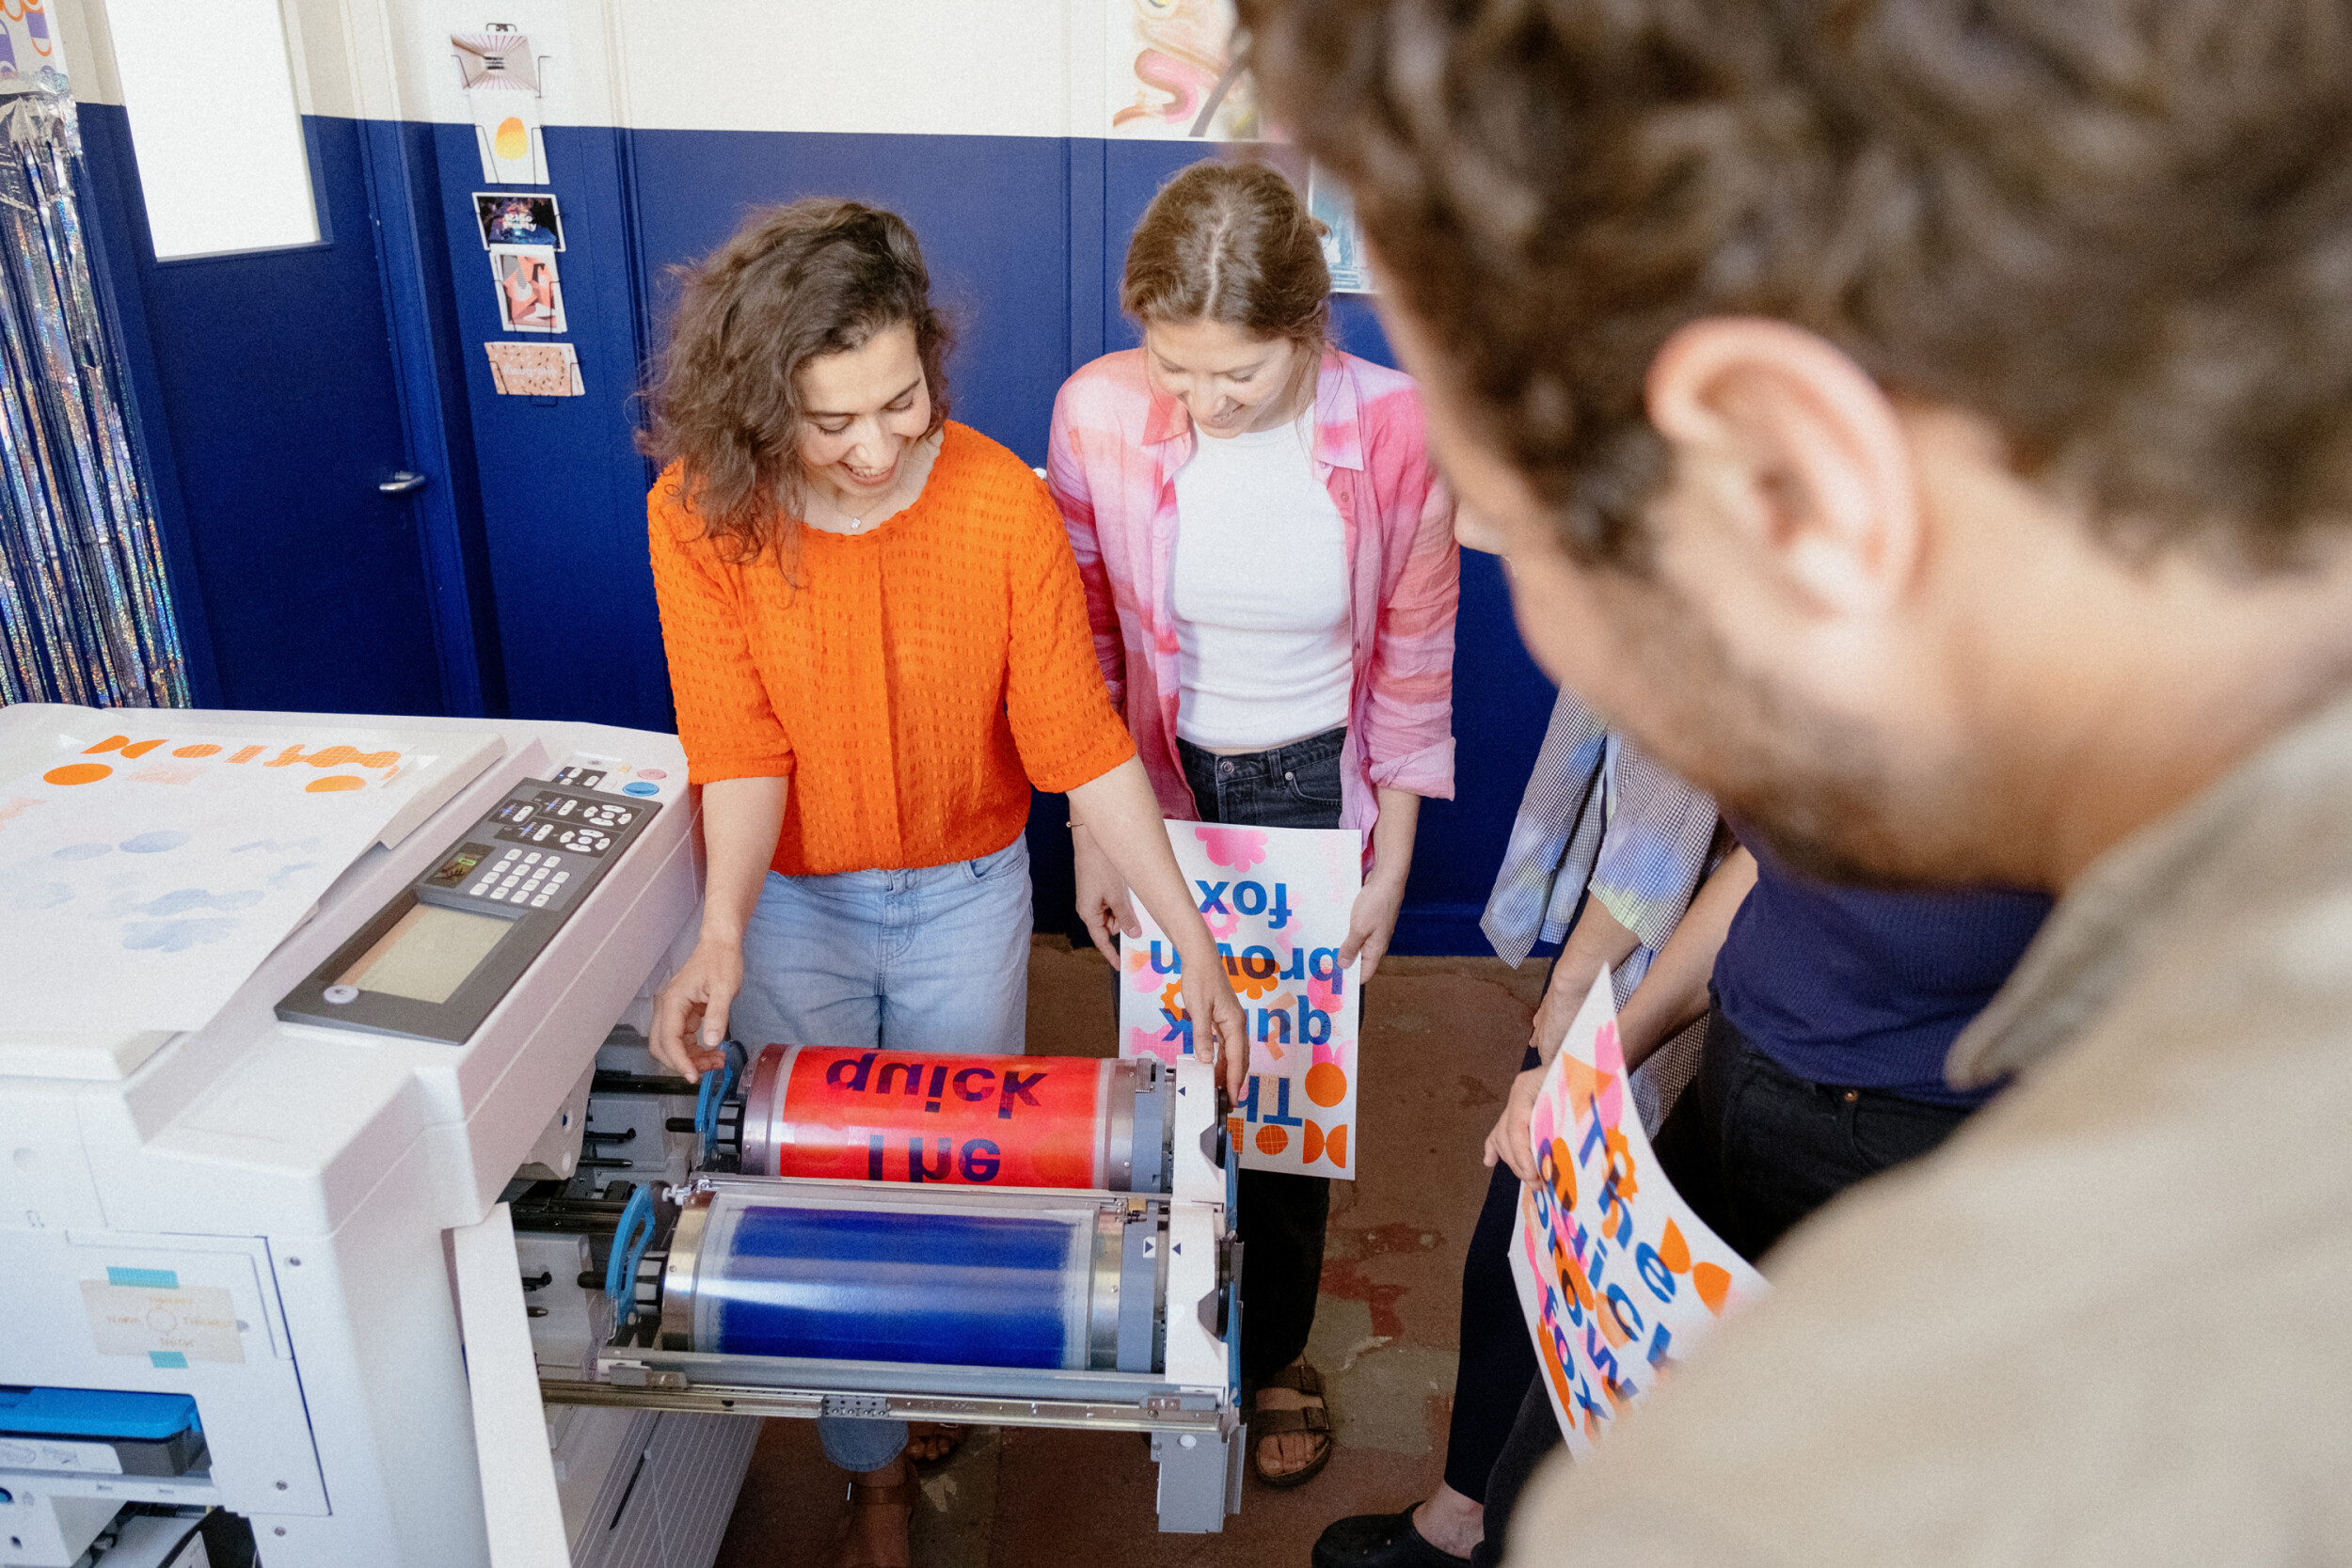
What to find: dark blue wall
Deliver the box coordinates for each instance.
[77,112,1559,956]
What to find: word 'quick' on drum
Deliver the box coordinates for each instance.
[737,1045,1174,1192]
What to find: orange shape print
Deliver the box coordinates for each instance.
[1255,1124,1290,1157]
[45,763,112,785]
[171,743,222,759]
[229,745,263,764]
[118,738,167,759]
[83,735,130,754]
[1692,1261,1732,1315]
[495,117,529,160]
[306,775,366,793]
[1302,1120,1324,1164]
[1324,1123,1347,1168]
[1227,1114,1245,1149]
[1659,1217,1692,1275]
[1304,1061,1347,1106]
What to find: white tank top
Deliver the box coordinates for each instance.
[1169,416,1352,751]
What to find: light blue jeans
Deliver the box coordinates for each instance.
[729,833,1032,1471]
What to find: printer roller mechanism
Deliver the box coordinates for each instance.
[0,706,1245,1568]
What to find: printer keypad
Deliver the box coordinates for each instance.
[468,846,572,906]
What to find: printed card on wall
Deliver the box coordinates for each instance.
[1508,970,1768,1456]
[1117,823,1361,1179]
[484,341,582,396]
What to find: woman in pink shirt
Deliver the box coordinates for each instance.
[1047,158,1459,1490]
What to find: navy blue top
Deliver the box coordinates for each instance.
[1712,839,2052,1106]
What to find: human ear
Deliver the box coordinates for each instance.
[1645,318,1920,616]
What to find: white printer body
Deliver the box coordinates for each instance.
[0,705,744,1568]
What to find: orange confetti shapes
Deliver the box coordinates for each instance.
[1255,1124,1290,1157]
[306,775,366,793]
[300,745,402,769]
[1692,1261,1733,1315]
[43,763,110,785]
[1302,1118,1352,1167]
[82,735,129,754]
[228,746,263,764]
[170,743,222,759]
[1659,1217,1692,1275]
[118,739,167,759]
[1304,1060,1347,1106]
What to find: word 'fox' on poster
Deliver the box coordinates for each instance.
[1118,822,1360,1179]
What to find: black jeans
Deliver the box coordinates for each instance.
[1441,1049,1543,1504]
[1470,1001,1979,1561]
[1181,726,1344,1379]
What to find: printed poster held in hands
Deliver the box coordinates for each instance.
[1509,970,1768,1454]
[1118,822,1360,1180]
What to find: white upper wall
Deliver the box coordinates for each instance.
[54,0,1112,137]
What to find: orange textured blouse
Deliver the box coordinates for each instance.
[648,421,1137,877]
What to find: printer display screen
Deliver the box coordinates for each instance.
[335,904,510,1004]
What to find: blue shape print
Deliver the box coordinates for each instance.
[230,837,322,855]
[266,862,318,888]
[119,831,192,854]
[135,888,264,918]
[122,918,241,954]
[5,880,71,911]
[52,842,109,861]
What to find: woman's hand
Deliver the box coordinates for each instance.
[1072,824,1138,964]
[650,935,743,1084]
[1483,1065,1547,1184]
[1528,969,1587,1060]
[1337,869,1407,984]
[1175,941,1252,1100]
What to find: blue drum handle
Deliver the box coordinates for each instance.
[693,1038,747,1162]
[605,1183,658,1324]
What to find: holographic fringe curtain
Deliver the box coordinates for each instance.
[0,79,188,708]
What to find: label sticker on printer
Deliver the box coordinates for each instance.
[80,1280,246,1365]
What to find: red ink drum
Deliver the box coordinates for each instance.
[739,1045,1174,1192]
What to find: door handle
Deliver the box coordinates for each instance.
[379,470,429,495]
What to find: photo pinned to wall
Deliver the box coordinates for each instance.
[1307,163,1374,294]
[1106,0,1261,139]
[453,26,548,183]
[484,341,582,397]
[490,245,564,333]
[0,1,61,94]
[474,192,563,250]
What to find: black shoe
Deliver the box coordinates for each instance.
[1312,1508,1473,1568]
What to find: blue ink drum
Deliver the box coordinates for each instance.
[667,1193,1102,1370]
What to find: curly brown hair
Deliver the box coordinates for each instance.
[641,199,952,562]
[1238,0,2352,576]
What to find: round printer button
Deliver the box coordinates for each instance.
[323,985,359,1006]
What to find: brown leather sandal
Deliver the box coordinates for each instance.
[1249,1359,1335,1489]
[832,1466,915,1568]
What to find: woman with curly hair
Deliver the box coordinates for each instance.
[642,198,1246,1568]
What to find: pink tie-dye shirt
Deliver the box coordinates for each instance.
[1047,347,1458,837]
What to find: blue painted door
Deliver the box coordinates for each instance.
[80,108,457,718]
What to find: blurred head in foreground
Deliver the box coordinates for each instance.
[1240,0,2352,889]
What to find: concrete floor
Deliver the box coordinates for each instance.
[711,937,1549,1568]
